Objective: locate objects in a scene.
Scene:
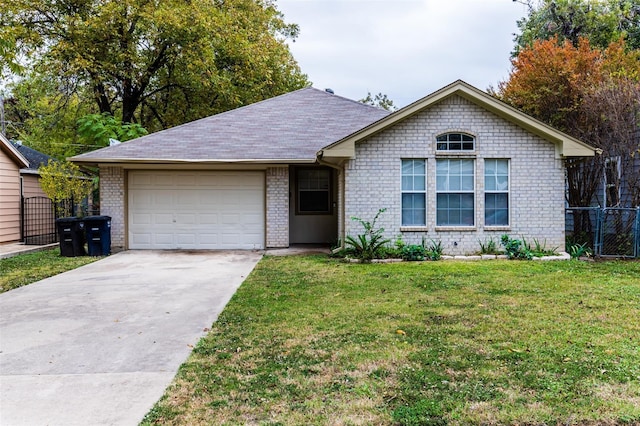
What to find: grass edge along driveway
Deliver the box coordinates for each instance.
[0,248,101,294]
[142,256,640,425]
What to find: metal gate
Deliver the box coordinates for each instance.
[598,208,639,258]
[21,196,57,245]
[566,207,640,258]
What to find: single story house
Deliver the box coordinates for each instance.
[11,141,56,199]
[11,141,61,244]
[0,133,29,243]
[71,80,597,255]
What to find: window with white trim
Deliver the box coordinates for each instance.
[436,159,474,226]
[401,159,426,226]
[436,133,475,151]
[484,159,509,226]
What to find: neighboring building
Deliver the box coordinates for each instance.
[11,141,59,244]
[12,141,55,199]
[0,134,29,243]
[71,80,596,255]
[597,154,640,208]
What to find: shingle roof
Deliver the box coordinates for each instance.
[71,88,390,164]
[11,142,55,171]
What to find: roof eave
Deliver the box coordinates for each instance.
[454,89,597,158]
[1,135,30,168]
[19,168,41,175]
[69,157,318,167]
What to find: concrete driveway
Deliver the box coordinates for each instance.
[0,250,262,426]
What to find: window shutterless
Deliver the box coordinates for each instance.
[436,158,474,226]
[297,168,331,214]
[484,159,509,226]
[401,159,426,226]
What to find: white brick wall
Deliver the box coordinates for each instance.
[266,166,289,248]
[99,166,125,251]
[344,95,566,255]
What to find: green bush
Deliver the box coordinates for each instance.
[425,239,443,261]
[345,209,391,262]
[500,235,533,260]
[523,237,558,257]
[568,242,592,259]
[401,244,426,261]
[478,237,501,255]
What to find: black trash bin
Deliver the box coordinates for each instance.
[56,217,86,257]
[84,216,112,256]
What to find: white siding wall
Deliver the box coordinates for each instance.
[344,95,566,255]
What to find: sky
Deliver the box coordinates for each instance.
[277,0,530,108]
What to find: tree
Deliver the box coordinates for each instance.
[77,113,148,149]
[513,0,640,55]
[39,161,93,217]
[0,0,309,133]
[359,92,397,111]
[2,72,95,159]
[494,37,640,208]
[580,77,640,207]
[496,37,603,133]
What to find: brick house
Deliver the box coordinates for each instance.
[71,80,596,254]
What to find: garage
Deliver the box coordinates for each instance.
[128,171,265,249]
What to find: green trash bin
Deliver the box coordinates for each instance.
[56,217,86,257]
[84,216,112,256]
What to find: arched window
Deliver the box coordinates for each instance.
[436,133,475,151]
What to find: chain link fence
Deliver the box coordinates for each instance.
[566,207,640,258]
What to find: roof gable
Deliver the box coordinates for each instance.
[71,88,390,165]
[0,133,29,168]
[320,80,597,160]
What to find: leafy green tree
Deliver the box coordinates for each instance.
[77,113,148,149]
[513,0,640,55]
[0,0,309,133]
[39,160,93,216]
[2,73,95,159]
[359,92,397,111]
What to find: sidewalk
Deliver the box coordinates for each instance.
[0,242,58,259]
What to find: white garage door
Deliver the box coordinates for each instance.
[128,171,265,249]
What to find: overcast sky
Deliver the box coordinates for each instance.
[277,0,530,108]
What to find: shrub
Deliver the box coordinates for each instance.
[568,242,592,259]
[478,237,501,255]
[523,237,558,257]
[345,209,391,262]
[401,244,426,261]
[500,235,533,260]
[425,239,443,261]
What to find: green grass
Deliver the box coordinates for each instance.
[142,257,640,425]
[0,248,100,293]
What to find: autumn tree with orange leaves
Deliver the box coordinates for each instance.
[494,37,640,210]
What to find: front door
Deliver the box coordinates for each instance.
[289,166,338,244]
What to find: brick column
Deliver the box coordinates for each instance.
[266,167,289,248]
[99,166,125,251]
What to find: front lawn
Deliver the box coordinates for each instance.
[143,257,640,425]
[0,248,100,293]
